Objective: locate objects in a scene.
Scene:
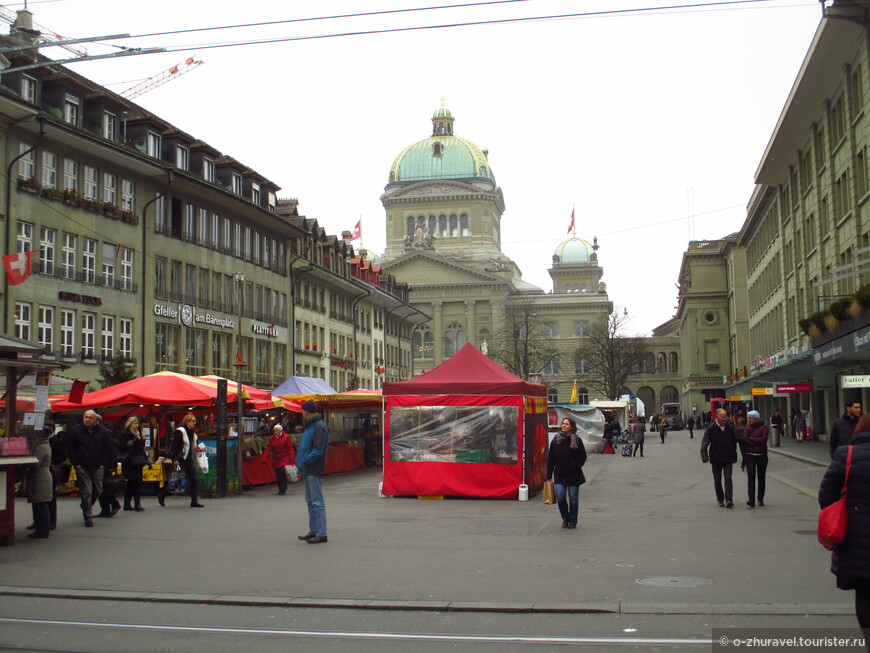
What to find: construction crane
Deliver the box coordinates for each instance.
[120,57,204,100]
[0,5,87,56]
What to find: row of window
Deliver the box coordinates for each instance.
[407,214,470,239]
[153,259,288,325]
[15,303,133,361]
[19,144,136,210]
[19,221,135,289]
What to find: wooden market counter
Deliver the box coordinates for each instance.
[0,456,36,547]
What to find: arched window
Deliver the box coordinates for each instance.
[658,352,668,373]
[428,215,436,237]
[413,327,434,359]
[438,215,447,237]
[660,385,679,404]
[643,352,655,374]
[669,351,679,373]
[460,213,469,236]
[406,216,415,235]
[433,143,442,156]
[449,214,458,237]
[444,323,467,358]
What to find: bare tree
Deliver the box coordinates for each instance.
[574,308,645,400]
[490,299,561,380]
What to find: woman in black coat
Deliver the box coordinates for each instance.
[819,412,870,631]
[546,418,587,530]
[119,416,148,511]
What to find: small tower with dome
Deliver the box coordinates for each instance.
[549,230,605,294]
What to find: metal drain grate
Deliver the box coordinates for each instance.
[635,576,713,588]
[795,529,817,535]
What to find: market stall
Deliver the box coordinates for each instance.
[381,343,548,499]
[0,334,67,546]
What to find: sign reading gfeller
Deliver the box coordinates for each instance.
[842,375,870,388]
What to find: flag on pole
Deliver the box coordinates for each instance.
[3,250,34,285]
[570,379,579,404]
[567,208,575,235]
[350,220,361,241]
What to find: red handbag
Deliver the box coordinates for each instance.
[818,445,854,550]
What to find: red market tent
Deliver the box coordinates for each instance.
[381,343,548,499]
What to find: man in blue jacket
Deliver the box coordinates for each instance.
[296,400,329,544]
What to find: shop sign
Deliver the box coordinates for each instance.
[153,303,236,330]
[775,384,812,393]
[59,291,102,306]
[842,375,870,388]
[330,359,355,370]
[195,312,235,329]
[154,303,179,320]
[751,387,772,396]
[252,323,280,338]
[728,395,744,402]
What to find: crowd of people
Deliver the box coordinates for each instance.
[21,402,332,545]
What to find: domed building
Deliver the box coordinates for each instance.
[378,105,613,401]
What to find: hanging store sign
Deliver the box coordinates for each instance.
[842,375,870,388]
[751,387,773,396]
[775,384,812,393]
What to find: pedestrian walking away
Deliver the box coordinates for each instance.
[659,418,667,444]
[700,409,738,508]
[829,401,862,459]
[261,423,295,495]
[819,412,870,635]
[686,416,695,439]
[24,420,54,539]
[630,417,645,457]
[740,410,769,508]
[296,400,329,544]
[793,409,807,442]
[159,413,205,508]
[67,410,114,527]
[546,418,587,529]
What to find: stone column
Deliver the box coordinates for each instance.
[432,301,443,365]
[465,300,476,347]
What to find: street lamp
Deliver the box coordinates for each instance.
[233,272,247,492]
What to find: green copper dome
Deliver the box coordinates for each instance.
[554,236,595,264]
[388,106,494,183]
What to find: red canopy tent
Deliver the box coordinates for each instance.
[381,343,548,499]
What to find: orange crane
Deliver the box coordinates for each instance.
[120,57,204,99]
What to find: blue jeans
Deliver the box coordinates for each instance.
[303,474,327,536]
[555,483,579,525]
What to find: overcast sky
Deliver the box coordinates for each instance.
[21,0,824,335]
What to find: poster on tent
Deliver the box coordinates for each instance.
[524,396,548,496]
[384,394,534,499]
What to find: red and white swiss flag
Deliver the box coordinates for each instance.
[350,220,361,241]
[3,250,34,286]
[567,208,575,235]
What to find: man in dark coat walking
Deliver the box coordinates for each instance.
[67,410,114,527]
[700,409,738,508]
[829,401,862,459]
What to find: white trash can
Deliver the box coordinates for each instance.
[518,484,529,501]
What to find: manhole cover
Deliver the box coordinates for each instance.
[635,576,713,588]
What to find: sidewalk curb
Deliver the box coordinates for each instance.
[768,447,829,467]
[0,586,853,615]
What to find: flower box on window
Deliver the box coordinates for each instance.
[63,188,86,208]
[102,202,121,218]
[120,210,139,225]
[40,187,63,201]
[83,197,102,213]
[17,175,41,193]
